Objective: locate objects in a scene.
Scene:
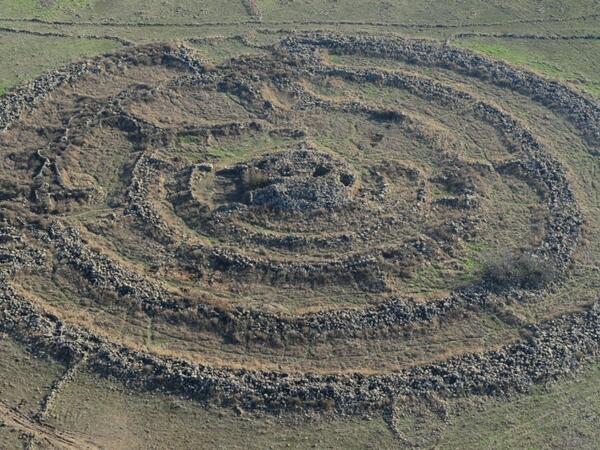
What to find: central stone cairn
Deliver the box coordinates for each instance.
[218,147,356,213]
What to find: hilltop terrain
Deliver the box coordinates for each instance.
[0,1,599,449]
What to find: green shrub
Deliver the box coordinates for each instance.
[483,252,556,289]
[244,167,271,190]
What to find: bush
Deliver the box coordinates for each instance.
[483,251,556,290]
[243,167,271,190]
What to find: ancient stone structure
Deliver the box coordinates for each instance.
[0,34,598,414]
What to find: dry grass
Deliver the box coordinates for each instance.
[0,7,599,447]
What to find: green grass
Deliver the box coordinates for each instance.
[0,335,64,415]
[173,132,299,165]
[435,363,600,449]
[457,38,600,97]
[50,370,396,449]
[177,134,202,145]
[189,38,268,65]
[0,32,120,96]
[0,426,22,450]
[258,0,599,24]
[207,137,298,163]
[1,333,599,449]
[0,0,94,20]
[0,0,249,22]
[0,2,599,448]
[2,0,599,24]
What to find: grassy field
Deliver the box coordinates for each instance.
[4,0,597,24]
[456,38,600,96]
[1,1,599,449]
[258,0,599,23]
[49,370,396,450]
[52,365,600,449]
[394,363,600,449]
[0,31,119,96]
[3,332,600,449]
[0,0,249,22]
[0,1,599,97]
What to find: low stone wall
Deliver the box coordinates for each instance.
[0,35,598,414]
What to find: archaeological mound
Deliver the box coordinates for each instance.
[0,33,598,412]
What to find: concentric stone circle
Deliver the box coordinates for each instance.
[0,33,598,414]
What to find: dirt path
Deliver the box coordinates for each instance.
[0,401,99,450]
